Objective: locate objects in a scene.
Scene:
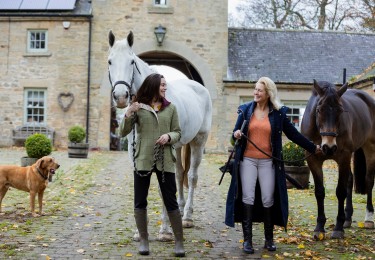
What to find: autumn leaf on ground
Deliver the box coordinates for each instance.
[204,241,213,248]
[125,253,133,257]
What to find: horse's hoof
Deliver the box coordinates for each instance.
[343,220,352,228]
[331,230,344,239]
[313,231,326,241]
[182,219,194,228]
[364,221,374,229]
[133,233,140,242]
[157,232,173,242]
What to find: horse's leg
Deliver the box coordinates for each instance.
[307,157,327,240]
[157,188,173,241]
[364,160,375,229]
[182,133,207,228]
[344,171,354,228]
[331,157,351,239]
[175,147,186,215]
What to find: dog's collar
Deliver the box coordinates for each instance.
[36,167,48,180]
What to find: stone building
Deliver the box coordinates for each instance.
[0,0,374,153]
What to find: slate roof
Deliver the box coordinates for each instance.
[227,28,375,84]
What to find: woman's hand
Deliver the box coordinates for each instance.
[233,130,242,139]
[156,134,170,145]
[125,102,140,117]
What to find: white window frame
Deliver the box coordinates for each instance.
[283,101,307,131]
[27,30,48,53]
[154,0,167,6]
[24,89,47,125]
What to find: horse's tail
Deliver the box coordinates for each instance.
[182,144,191,189]
[353,148,367,194]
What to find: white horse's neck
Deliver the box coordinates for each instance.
[133,55,155,93]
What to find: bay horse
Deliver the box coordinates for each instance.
[107,31,212,240]
[301,80,375,239]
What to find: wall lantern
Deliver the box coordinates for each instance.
[154,24,166,46]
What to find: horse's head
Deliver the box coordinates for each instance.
[108,30,139,108]
[313,80,347,156]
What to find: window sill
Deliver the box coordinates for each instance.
[148,5,174,14]
[23,52,52,57]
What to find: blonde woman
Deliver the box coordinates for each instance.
[225,77,320,254]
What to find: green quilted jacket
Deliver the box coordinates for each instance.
[120,102,181,173]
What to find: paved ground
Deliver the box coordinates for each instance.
[0,147,373,259]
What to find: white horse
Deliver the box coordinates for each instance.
[108,31,212,240]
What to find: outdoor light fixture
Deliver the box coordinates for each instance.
[154,24,166,46]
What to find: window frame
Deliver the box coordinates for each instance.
[24,88,47,126]
[27,30,48,53]
[154,0,167,6]
[283,101,307,131]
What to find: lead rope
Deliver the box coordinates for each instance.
[131,112,165,182]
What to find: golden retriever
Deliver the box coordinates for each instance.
[0,156,60,217]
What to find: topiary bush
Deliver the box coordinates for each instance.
[282,141,306,167]
[25,133,52,159]
[68,125,86,143]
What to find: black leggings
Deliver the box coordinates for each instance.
[134,170,179,212]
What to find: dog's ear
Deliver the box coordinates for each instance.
[36,159,44,169]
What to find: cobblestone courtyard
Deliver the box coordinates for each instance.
[0,148,373,259]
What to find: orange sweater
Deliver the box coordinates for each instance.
[244,115,272,159]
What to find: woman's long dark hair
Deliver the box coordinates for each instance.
[135,73,164,105]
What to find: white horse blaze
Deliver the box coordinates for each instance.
[108,31,213,239]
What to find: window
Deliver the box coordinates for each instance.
[154,0,167,6]
[27,30,48,52]
[24,89,47,125]
[283,101,307,131]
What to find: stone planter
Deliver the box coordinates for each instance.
[21,157,38,167]
[68,142,89,159]
[285,165,310,189]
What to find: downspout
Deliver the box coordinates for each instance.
[86,16,92,143]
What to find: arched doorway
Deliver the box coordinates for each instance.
[140,51,204,84]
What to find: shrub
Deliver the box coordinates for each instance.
[25,133,52,159]
[282,141,306,167]
[68,126,86,143]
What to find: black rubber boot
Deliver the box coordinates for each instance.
[263,207,276,251]
[168,210,186,257]
[134,209,149,255]
[242,203,255,254]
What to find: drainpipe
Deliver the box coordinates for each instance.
[86,17,92,143]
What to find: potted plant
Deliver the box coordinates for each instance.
[21,133,52,166]
[282,141,310,189]
[67,125,89,158]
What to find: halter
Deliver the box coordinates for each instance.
[108,60,141,103]
[320,131,338,137]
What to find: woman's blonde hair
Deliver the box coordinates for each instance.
[256,77,282,110]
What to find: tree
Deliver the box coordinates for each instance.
[230,0,374,32]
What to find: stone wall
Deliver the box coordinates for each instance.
[0,17,90,147]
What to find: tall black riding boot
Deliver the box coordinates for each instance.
[134,209,149,255]
[263,207,276,251]
[242,203,254,254]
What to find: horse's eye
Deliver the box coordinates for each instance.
[108,60,112,65]
[131,60,135,65]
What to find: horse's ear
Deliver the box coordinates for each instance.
[337,82,348,97]
[109,30,115,47]
[127,31,134,47]
[313,79,324,96]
